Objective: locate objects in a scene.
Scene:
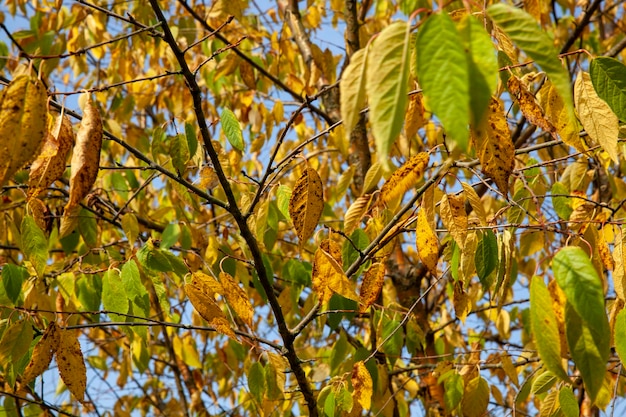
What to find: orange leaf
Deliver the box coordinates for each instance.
[359,262,385,312]
[416,208,439,275]
[380,152,429,205]
[56,328,87,403]
[22,322,60,386]
[219,272,254,327]
[185,282,236,339]
[507,75,555,136]
[288,167,324,243]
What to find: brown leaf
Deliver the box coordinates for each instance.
[359,262,385,312]
[56,328,87,403]
[380,152,429,205]
[288,167,324,243]
[28,114,75,197]
[22,322,60,386]
[0,74,48,186]
[507,75,555,136]
[219,272,254,327]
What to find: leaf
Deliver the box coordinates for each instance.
[0,319,33,367]
[344,194,372,235]
[453,281,471,322]
[362,162,382,194]
[359,262,385,312]
[21,322,60,386]
[461,376,489,417]
[288,167,324,243]
[312,239,358,304]
[219,271,253,327]
[614,227,626,301]
[539,80,585,152]
[416,13,470,150]
[488,3,575,121]
[614,308,626,366]
[340,47,368,137]
[184,121,198,157]
[551,182,573,220]
[1,264,27,305]
[189,271,224,298]
[247,361,266,403]
[380,152,429,205]
[276,184,292,221]
[351,361,373,410]
[102,269,129,320]
[531,370,557,395]
[461,182,487,226]
[221,108,244,151]
[559,386,579,417]
[0,74,48,186]
[471,97,515,196]
[538,389,559,417]
[366,21,411,168]
[56,328,87,403]
[439,193,468,249]
[507,75,555,135]
[531,277,570,380]
[185,281,236,339]
[21,215,48,278]
[404,93,426,139]
[28,114,75,197]
[61,94,103,238]
[416,207,438,275]
[590,57,626,122]
[170,134,190,174]
[475,230,498,286]
[574,70,619,162]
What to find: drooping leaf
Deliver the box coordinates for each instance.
[488,3,575,121]
[559,386,579,417]
[417,13,470,150]
[531,370,557,395]
[312,239,358,304]
[288,167,324,243]
[351,361,373,410]
[590,57,626,122]
[551,181,573,220]
[613,227,626,301]
[366,21,411,168]
[185,281,236,339]
[102,269,129,320]
[461,182,487,226]
[344,194,372,235]
[219,271,254,327]
[530,277,570,381]
[1,264,27,305]
[460,376,489,417]
[56,328,87,403]
[507,75,556,136]
[0,319,33,367]
[340,47,369,137]
[538,389,559,417]
[475,230,498,286]
[170,134,190,174]
[416,207,438,275]
[539,80,585,152]
[404,92,426,139]
[380,152,429,205]
[21,215,48,278]
[359,262,385,312]
[471,97,515,196]
[439,193,468,249]
[574,70,619,162]
[614,308,626,366]
[21,322,60,386]
[247,361,266,403]
[221,108,245,151]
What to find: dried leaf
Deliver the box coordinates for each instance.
[471,97,515,196]
[405,93,426,139]
[574,70,619,162]
[61,94,102,237]
[453,281,471,322]
[380,152,429,205]
[57,328,87,403]
[219,271,253,327]
[185,282,236,339]
[344,194,372,235]
[312,239,358,304]
[507,75,555,135]
[351,361,373,410]
[22,322,60,386]
[28,114,74,197]
[289,167,324,243]
[416,208,439,275]
[439,193,468,249]
[0,74,48,185]
[359,262,385,312]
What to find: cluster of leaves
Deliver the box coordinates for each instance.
[2,0,626,416]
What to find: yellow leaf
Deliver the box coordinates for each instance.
[439,193,468,249]
[380,152,429,205]
[507,75,555,136]
[219,272,253,327]
[362,162,382,195]
[60,94,103,237]
[471,97,515,196]
[359,262,385,312]
[540,79,585,153]
[0,74,48,186]
[460,231,478,284]
[56,328,87,403]
[26,198,48,231]
[28,114,75,198]
[453,281,470,322]
[344,194,372,235]
[340,47,368,138]
[461,182,487,226]
[288,167,324,243]
[598,226,614,272]
[185,282,236,339]
[21,322,60,386]
[312,239,358,304]
[198,166,219,189]
[614,226,626,301]
[547,279,568,358]
[404,93,426,139]
[351,361,373,410]
[574,70,619,163]
[416,208,439,275]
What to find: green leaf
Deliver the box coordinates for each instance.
[20,216,48,278]
[475,230,498,287]
[1,264,28,305]
[458,15,498,125]
[366,21,411,169]
[76,274,102,312]
[247,361,265,403]
[184,121,198,157]
[221,108,244,151]
[559,386,579,417]
[530,277,569,380]
[121,260,150,317]
[590,57,626,122]
[614,308,626,367]
[340,47,368,136]
[170,134,190,174]
[565,303,608,402]
[160,223,180,250]
[551,182,572,220]
[416,13,470,150]
[0,319,33,367]
[276,185,292,221]
[380,318,403,362]
[342,229,369,270]
[461,376,489,417]
[487,3,574,122]
[102,269,129,320]
[78,208,98,248]
[137,241,172,273]
[531,370,557,395]
[443,372,463,412]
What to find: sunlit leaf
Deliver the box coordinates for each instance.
[21,215,48,278]
[289,167,324,243]
[359,262,385,312]
[416,207,438,275]
[340,47,368,137]
[21,322,60,386]
[380,152,429,205]
[221,108,245,151]
[57,329,87,403]
[590,57,626,122]
[219,271,253,327]
[312,240,358,304]
[351,361,373,410]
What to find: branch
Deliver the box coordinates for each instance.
[559,0,603,54]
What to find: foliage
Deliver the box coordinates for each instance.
[2,0,626,416]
